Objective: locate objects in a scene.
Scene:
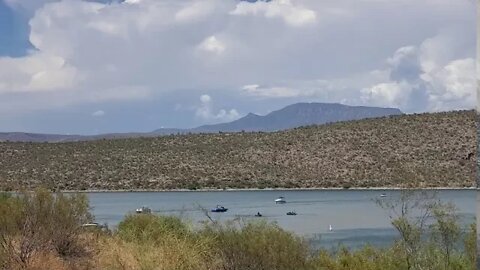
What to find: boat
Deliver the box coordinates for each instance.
[254,212,263,217]
[286,211,297,216]
[136,206,152,214]
[380,193,387,198]
[81,222,101,228]
[81,222,108,231]
[275,196,287,204]
[329,224,333,231]
[211,205,228,212]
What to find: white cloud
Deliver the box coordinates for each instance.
[125,0,142,4]
[200,94,211,103]
[242,84,302,98]
[361,81,413,108]
[175,0,218,23]
[198,36,226,54]
[92,110,105,117]
[360,29,475,112]
[230,0,317,27]
[195,95,240,123]
[0,0,475,117]
[422,58,475,111]
[242,28,475,113]
[0,52,78,93]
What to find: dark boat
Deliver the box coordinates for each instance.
[254,212,263,217]
[211,205,228,212]
[286,211,297,216]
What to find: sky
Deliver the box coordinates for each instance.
[0,0,476,135]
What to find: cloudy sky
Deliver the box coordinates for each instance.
[0,0,476,134]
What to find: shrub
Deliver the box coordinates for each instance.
[0,189,92,268]
[201,220,310,270]
[99,214,220,270]
[117,214,189,244]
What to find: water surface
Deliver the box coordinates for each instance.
[87,190,475,249]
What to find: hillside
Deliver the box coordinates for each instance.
[0,110,475,191]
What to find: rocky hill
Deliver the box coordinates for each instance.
[0,110,475,191]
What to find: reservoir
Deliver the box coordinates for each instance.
[87,189,475,250]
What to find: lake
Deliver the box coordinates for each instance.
[87,189,476,250]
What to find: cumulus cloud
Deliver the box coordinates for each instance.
[0,0,475,118]
[0,52,78,93]
[361,81,413,109]
[422,58,475,111]
[242,84,302,98]
[198,36,226,54]
[195,94,240,123]
[175,0,218,23]
[241,27,475,113]
[230,0,317,27]
[361,29,475,112]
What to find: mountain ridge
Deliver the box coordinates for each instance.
[1,102,402,142]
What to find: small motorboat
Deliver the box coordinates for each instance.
[380,193,387,198]
[329,224,333,231]
[275,196,287,204]
[211,205,228,212]
[254,212,263,217]
[81,222,101,228]
[286,211,297,216]
[136,206,152,214]
[81,222,108,231]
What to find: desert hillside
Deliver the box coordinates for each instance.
[0,110,476,190]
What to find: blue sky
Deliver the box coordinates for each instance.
[0,0,476,135]
[0,1,32,56]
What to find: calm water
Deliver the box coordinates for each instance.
[87,190,475,250]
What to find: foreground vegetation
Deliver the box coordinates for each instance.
[0,189,476,270]
[0,110,476,191]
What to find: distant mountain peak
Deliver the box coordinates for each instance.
[0,102,403,142]
[190,103,402,133]
[245,112,260,118]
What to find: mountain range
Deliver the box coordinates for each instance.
[0,103,402,142]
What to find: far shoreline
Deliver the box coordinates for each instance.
[58,186,477,193]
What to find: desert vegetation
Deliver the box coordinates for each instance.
[0,110,476,191]
[0,189,476,270]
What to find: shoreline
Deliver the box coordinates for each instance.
[59,186,477,193]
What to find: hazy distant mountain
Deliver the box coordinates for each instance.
[0,103,402,142]
[188,103,403,133]
[0,132,86,143]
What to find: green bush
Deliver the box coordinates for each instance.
[201,220,310,270]
[117,214,190,244]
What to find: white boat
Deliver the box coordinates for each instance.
[81,222,101,228]
[329,224,333,231]
[275,196,287,204]
[136,206,152,214]
[380,193,387,198]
